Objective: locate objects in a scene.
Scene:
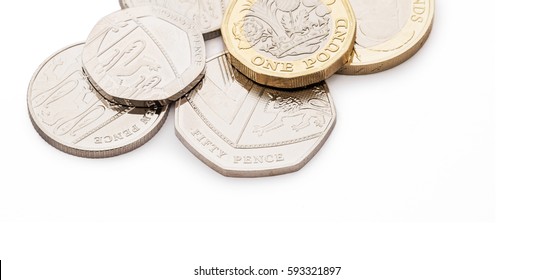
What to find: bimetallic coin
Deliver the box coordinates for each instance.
[82,6,206,107]
[28,44,169,158]
[338,0,434,75]
[221,0,356,89]
[119,0,228,40]
[175,53,336,177]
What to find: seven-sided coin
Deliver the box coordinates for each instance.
[119,0,228,40]
[28,43,169,158]
[175,52,336,177]
[82,6,206,107]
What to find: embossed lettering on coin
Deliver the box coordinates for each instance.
[175,52,336,177]
[83,6,206,107]
[28,43,169,158]
[119,0,228,40]
[338,0,434,75]
[222,0,356,88]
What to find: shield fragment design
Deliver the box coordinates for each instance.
[83,6,206,107]
[28,44,169,158]
[175,53,336,177]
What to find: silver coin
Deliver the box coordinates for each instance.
[28,43,169,158]
[351,0,411,48]
[175,53,336,177]
[119,0,228,40]
[82,6,206,108]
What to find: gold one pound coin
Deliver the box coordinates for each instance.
[222,0,356,88]
[339,0,435,75]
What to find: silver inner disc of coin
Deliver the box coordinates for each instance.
[119,0,227,40]
[28,43,169,158]
[237,0,334,61]
[351,0,411,48]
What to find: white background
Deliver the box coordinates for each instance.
[0,0,530,279]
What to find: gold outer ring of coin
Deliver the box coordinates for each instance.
[338,0,435,75]
[221,0,357,89]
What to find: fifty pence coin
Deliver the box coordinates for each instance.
[338,0,434,75]
[119,0,228,40]
[175,52,336,177]
[82,6,206,107]
[221,0,356,89]
[28,43,169,158]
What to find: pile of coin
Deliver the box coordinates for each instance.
[27,0,434,177]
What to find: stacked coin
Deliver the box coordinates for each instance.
[28,0,434,177]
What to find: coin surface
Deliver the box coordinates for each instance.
[221,0,356,89]
[338,0,434,75]
[82,6,206,107]
[28,43,169,158]
[175,53,336,177]
[119,0,228,40]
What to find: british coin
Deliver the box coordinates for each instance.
[119,0,228,40]
[221,0,356,89]
[175,52,336,177]
[82,6,206,108]
[28,43,169,158]
[338,0,435,75]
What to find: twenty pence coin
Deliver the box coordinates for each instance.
[175,53,337,177]
[82,6,206,107]
[28,43,169,158]
[338,0,435,75]
[221,0,356,89]
[119,0,228,40]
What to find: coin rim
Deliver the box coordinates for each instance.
[338,0,435,75]
[221,0,357,89]
[28,43,170,158]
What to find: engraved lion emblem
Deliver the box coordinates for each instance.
[253,90,331,136]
